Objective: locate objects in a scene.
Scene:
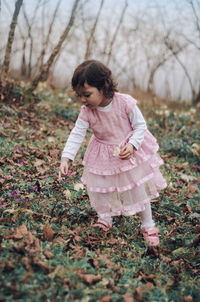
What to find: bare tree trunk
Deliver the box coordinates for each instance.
[165,38,196,100]
[35,0,62,72]
[22,0,41,78]
[193,89,200,105]
[147,45,187,91]
[106,0,128,65]
[30,0,80,91]
[186,0,200,104]
[21,40,27,76]
[2,0,23,75]
[84,0,105,60]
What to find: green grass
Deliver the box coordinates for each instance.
[0,83,199,301]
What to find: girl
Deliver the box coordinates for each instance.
[59,60,167,247]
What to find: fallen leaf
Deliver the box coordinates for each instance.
[27,236,41,254]
[32,256,54,273]
[71,245,85,259]
[78,273,102,285]
[188,183,199,193]
[74,235,82,242]
[53,236,68,245]
[5,223,29,239]
[33,159,45,167]
[49,149,60,158]
[3,260,15,272]
[134,286,143,301]
[22,256,32,272]
[161,255,172,263]
[48,264,67,279]
[43,224,56,241]
[183,296,193,302]
[43,250,54,259]
[101,296,112,302]
[123,293,135,302]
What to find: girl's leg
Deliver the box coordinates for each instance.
[138,202,155,229]
[88,191,113,227]
[138,202,159,246]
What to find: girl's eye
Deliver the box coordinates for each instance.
[75,94,90,98]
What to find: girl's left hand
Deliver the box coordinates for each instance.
[119,143,135,160]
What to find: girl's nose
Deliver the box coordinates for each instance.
[80,96,86,104]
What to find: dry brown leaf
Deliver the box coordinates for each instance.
[53,236,68,245]
[48,264,67,279]
[28,237,41,254]
[161,255,172,263]
[49,149,60,158]
[101,296,112,302]
[74,235,82,242]
[5,223,29,239]
[22,257,33,272]
[32,256,54,274]
[43,250,54,259]
[183,296,193,302]
[97,254,120,270]
[134,286,143,301]
[33,159,45,167]
[3,260,15,272]
[71,245,85,259]
[13,231,41,254]
[43,224,56,241]
[139,272,156,281]
[123,293,135,302]
[188,183,199,193]
[78,273,102,285]
[145,282,155,290]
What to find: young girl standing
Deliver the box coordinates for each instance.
[59,60,167,247]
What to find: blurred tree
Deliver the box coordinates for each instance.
[30,0,80,91]
[2,0,23,75]
[35,0,62,73]
[84,0,105,59]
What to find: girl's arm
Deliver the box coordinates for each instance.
[128,105,147,150]
[61,118,89,160]
[59,118,89,178]
[119,105,147,159]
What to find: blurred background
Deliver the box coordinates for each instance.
[0,0,200,104]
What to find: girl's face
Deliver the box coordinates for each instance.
[75,83,111,108]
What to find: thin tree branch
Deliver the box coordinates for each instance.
[106,0,128,65]
[84,0,105,59]
[31,0,80,90]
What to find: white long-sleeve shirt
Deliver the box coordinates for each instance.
[62,101,147,161]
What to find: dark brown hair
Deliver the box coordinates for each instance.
[71,60,118,98]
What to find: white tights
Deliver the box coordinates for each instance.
[138,202,155,229]
[98,202,155,229]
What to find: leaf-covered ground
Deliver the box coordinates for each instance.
[0,82,200,302]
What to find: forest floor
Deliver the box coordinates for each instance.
[0,81,199,302]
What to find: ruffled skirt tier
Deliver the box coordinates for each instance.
[81,131,167,217]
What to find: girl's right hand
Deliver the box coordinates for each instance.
[59,158,70,180]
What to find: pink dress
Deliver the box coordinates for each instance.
[78,93,167,219]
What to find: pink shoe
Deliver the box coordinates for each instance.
[92,220,111,232]
[140,226,160,247]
